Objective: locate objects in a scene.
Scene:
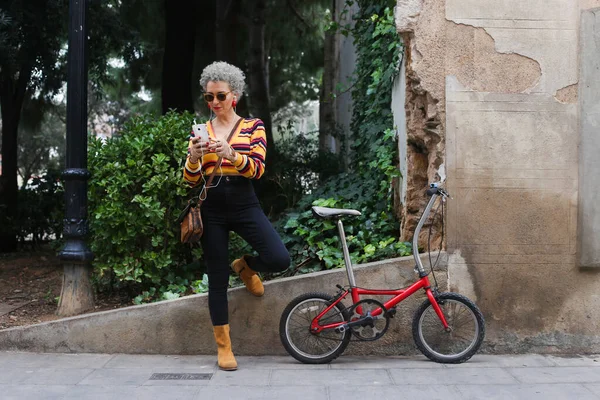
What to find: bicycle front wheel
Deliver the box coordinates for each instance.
[413,292,485,363]
[279,292,351,364]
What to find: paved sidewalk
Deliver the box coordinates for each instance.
[1,352,600,399]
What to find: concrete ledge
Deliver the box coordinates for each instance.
[0,255,447,355]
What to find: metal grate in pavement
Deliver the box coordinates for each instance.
[149,373,213,380]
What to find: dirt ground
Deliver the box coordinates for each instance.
[0,248,132,330]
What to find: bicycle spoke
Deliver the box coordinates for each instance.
[417,298,480,361]
[283,296,349,360]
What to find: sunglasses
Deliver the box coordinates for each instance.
[203,91,231,102]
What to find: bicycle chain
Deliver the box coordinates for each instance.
[303,300,392,343]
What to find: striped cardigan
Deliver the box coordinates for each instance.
[183,118,267,187]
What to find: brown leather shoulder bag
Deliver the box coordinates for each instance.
[178,117,243,244]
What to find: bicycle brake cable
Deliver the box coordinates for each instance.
[427,195,444,289]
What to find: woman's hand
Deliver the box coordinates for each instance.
[208,139,238,162]
[189,137,210,163]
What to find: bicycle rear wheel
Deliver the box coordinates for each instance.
[412,292,485,363]
[280,292,351,364]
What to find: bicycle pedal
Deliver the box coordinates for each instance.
[386,307,397,318]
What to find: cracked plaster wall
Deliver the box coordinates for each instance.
[396,0,600,352]
[397,0,543,246]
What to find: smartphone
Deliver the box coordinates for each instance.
[192,123,210,143]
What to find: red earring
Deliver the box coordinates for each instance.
[232,98,237,108]
[207,104,212,109]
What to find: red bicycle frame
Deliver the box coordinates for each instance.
[309,274,449,334]
[309,186,450,335]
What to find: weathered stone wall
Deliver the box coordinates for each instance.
[397,0,600,352]
[0,256,447,355]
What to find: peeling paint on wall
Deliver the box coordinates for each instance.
[396,0,546,246]
[446,22,542,93]
[554,84,579,104]
[580,0,600,10]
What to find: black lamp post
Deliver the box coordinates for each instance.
[57,0,94,316]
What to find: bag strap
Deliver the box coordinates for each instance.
[198,117,244,203]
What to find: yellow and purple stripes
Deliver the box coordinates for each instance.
[183,118,267,187]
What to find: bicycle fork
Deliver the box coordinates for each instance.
[424,281,450,331]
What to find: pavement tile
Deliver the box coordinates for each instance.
[270,368,393,386]
[331,355,443,369]
[197,385,329,400]
[447,354,555,368]
[545,355,600,367]
[509,367,600,384]
[0,367,33,384]
[134,385,202,400]
[455,384,600,400]
[3,352,600,399]
[207,368,271,386]
[389,367,519,385]
[0,384,70,400]
[330,385,462,400]
[0,352,114,369]
[77,367,156,386]
[583,384,600,397]
[19,367,94,385]
[197,385,267,400]
[235,356,329,369]
[64,385,200,400]
[62,385,140,400]
[79,366,217,387]
[104,354,216,370]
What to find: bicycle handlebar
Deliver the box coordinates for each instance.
[426,182,450,198]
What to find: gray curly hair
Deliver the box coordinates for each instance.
[199,61,246,98]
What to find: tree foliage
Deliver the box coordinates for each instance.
[0,0,139,251]
[17,101,65,186]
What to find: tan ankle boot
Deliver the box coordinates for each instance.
[231,256,264,297]
[213,324,237,371]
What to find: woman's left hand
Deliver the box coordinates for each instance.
[209,139,237,162]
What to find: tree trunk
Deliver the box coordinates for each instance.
[247,0,274,151]
[0,68,30,253]
[215,0,249,116]
[161,0,198,114]
[319,0,337,153]
[57,264,94,317]
[216,0,240,64]
[0,115,19,252]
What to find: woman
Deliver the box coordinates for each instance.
[183,61,290,371]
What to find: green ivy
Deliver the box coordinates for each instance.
[350,2,402,167]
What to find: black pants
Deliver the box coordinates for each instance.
[200,176,290,326]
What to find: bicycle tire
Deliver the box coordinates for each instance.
[279,292,351,364]
[412,292,485,364]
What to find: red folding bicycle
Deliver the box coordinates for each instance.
[279,183,485,364]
